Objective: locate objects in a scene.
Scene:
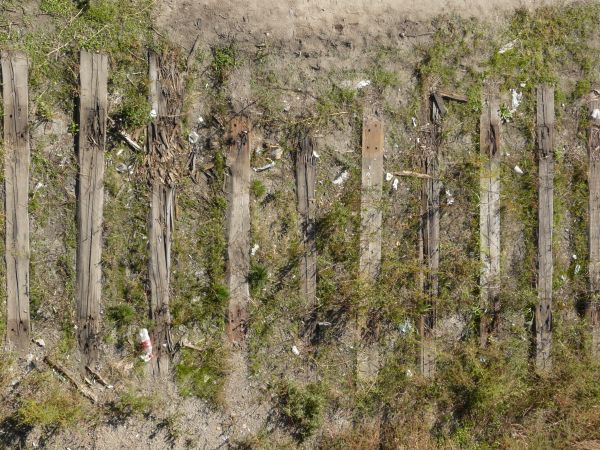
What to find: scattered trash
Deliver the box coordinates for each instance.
[446,189,455,205]
[198,116,204,124]
[317,321,332,327]
[406,369,413,378]
[385,172,393,182]
[271,147,283,160]
[355,80,371,89]
[412,117,417,127]
[572,254,577,260]
[514,165,524,175]
[33,182,45,192]
[139,328,153,362]
[498,40,517,54]
[574,264,581,275]
[291,345,300,356]
[149,109,157,119]
[510,89,522,113]
[251,244,260,256]
[116,163,133,174]
[592,109,600,120]
[188,131,200,144]
[34,338,45,348]
[560,274,567,282]
[312,150,320,159]
[253,159,275,172]
[392,178,399,190]
[399,319,413,334]
[333,170,349,185]
[520,82,526,88]
[255,146,263,155]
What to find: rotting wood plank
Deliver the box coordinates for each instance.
[419,95,442,378]
[296,130,317,340]
[76,51,107,367]
[479,94,501,346]
[535,85,554,372]
[357,114,384,381]
[2,51,30,354]
[147,50,178,377]
[588,90,600,358]
[226,116,251,344]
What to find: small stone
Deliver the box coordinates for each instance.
[291,345,300,356]
[35,339,45,348]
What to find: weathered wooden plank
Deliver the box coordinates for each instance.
[296,130,317,330]
[357,115,384,381]
[419,96,442,377]
[535,85,554,372]
[226,116,251,344]
[147,50,177,376]
[479,94,501,346]
[2,52,30,354]
[588,91,600,358]
[76,51,108,366]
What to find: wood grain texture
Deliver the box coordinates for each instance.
[588,91,600,358]
[296,131,317,336]
[76,51,108,367]
[357,115,384,381]
[419,97,442,378]
[2,51,30,354]
[226,116,251,345]
[479,94,501,347]
[535,85,554,372]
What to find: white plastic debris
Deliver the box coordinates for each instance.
[572,254,577,260]
[575,264,581,275]
[385,172,393,182]
[399,319,413,334]
[412,117,417,127]
[498,40,517,54]
[116,163,131,174]
[592,109,600,120]
[188,131,200,144]
[317,321,332,327]
[34,339,45,348]
[560,274,567,281]
[514,165,524,175]
[333,170,349,185]
[149,109,157,119]
[251,244,260,256]
[312,151,320,159]
[139,328,153,362]
[355,80,371,89]
[520,82,526,88]
[510,89,523,113]
[392,178,399,190]
[446,189,455,205]
[291,345,300,356]
[198,116,204,124]
[33,182,45,192]
[253,159,275,172]
[406,369,413,378]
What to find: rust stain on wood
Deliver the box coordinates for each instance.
[76,51,108,367]
[2,51,30,354]
[588,90,600,358]
[479,93,501,346]
[226,116,251,344]
[535,85,554,372]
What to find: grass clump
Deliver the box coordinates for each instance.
[278,382,325,440]
[250,179,267,198]
[175,346,228,405]
[112,389,155,418]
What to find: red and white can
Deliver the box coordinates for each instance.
[139,328,153,362]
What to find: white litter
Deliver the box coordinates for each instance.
[406,369,413,378]
[291,345,300,356]
[572,254,577,260]
[333,170,349,185]
[149,109,157,119]
[251,244,260,256]
[575,264,581,275]
[514,165,524,175]
[560,274,567,282]
[317,321,332,327]
[399,319,413,334]
[592,109,600,120]
[355,80,371,89]
[412,117,417,127]
[498,40,517,54]
[253,159,275,172]
[34,339,45,348]
[446,189,455,205]
[198,116,204,124]
[33,182,44,192]
[312,151,320,159]
[116,163,132,174]
[188,131,200,144]
[510,89,522,113]
[385,172,393,182]
[392,178,399,190]
[520,82,526,88]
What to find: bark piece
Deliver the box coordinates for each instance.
[535,85,554,372]
[588,91,600,358]
[2,52,30,354]
[479,94,501,346]
[226,116,251,344]
[76,51,107,367]
[357,115,384,381]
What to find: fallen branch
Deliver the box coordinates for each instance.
[44,356,98,403]
[86,365,113,389]
[394,170,433,179]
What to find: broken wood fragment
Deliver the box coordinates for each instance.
[226,116,251,344]
[2,51,31,354]
[479,93,501,346]
[44,356,98,403]
[535,85,554,372]
[394,170,432,179]
[588,90,600,358]
[76,51,108,367]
